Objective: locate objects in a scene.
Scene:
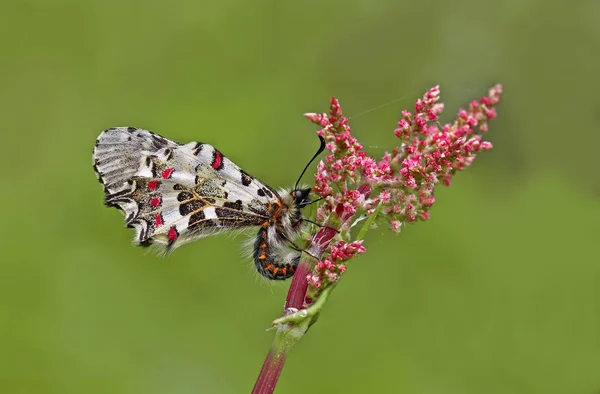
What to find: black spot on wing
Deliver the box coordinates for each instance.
[259,188,273,198]
[177,191,194,202]
[223,200,243,211]
[215,200,256,223]
[125,212,136,226]
[192,142,204,156]
[240,170,253,186]
[179,199,206,216]
[188,210,219,231]
[150,133,170,149]
[138,225,148,243]
[145,156,158,177]
[189,210,205,223]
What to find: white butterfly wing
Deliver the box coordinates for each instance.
[93,127,280,250]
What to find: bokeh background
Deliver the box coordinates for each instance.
[1,0,599,393]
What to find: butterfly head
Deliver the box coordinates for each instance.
[292,187,312,209]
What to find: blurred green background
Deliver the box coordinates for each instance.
[1,0,599,393]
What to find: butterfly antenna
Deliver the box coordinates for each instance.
[295,135,326,190]
[305,195,327,206]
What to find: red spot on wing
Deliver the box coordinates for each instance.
[150,196,161,208]
[161,168,174,179]
[155,213,163,226]
[148,180,159,191]
[212,151,222,169]
[168,227,179,241]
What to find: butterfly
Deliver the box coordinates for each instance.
[92,127,324,280]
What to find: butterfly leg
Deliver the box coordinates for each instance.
[302,217,339,232]
[279,233,319,260]
[253,224,297,280]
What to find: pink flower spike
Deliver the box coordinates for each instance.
[255,85,502,393]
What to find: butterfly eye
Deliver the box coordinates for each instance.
[293,188,312,208]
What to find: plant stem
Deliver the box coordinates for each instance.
[251,350,286,394]
[284,259,312,311]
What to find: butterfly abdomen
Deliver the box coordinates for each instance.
[253,223,299,280]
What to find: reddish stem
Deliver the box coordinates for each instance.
[284,261,312,311]
[251,350,286,394]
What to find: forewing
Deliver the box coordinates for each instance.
[93,127,278,250]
